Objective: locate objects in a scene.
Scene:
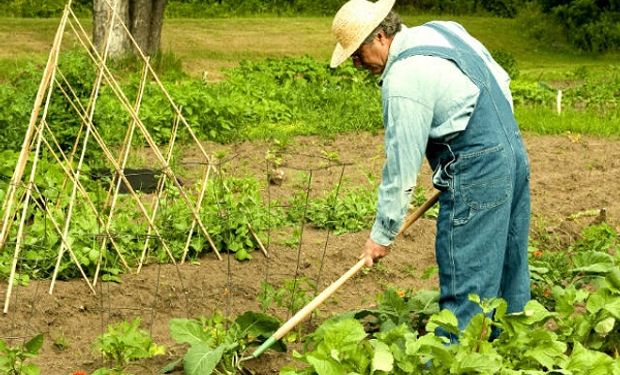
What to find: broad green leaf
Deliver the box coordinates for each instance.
[426,309,459,335]
[306,353,345,375]
[522,300,553,324]
[20,364,40,375]
[159,358,183,374]
[451,351,502,374]
[468,294,481,304]
[407,289,440,315]
[565,342,617,375]
[572,263,615,273]
[594,317,615,335]
[169,318,210,346]
[24,334,44,355]
[572,252,615,273]
[371,340,393,373]
[604,299,620,319]
[235,248,252,261]
[524,337,567,369]
[406,333,452,364]
[587,293,606,314]
[184,343,225,375]
[319,319,367,349]
[606,269,620,292]
[235,311,281,339]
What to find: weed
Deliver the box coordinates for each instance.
[93,318,164,374]
[0,334,43,375]
[259,277,317,315]
[167,311,283,375]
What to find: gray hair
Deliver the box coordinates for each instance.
[363,10,402,44]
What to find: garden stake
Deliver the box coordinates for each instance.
[0,3,70,252]
[248,223,270,258]
[2,5,72,312]
[137,112,182,273]
[51,10,120,294]
[67,13,222,259]
[40,123,130,272]
[247,190,441,359]
[31,184,96,295]
[180,161,213,264]
[97,59,150,281]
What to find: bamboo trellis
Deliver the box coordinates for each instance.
[0,0,225,314]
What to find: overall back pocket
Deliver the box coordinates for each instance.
[457,144,512,210]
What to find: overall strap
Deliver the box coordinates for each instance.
[386,22,493,90]
[422,22,515,118]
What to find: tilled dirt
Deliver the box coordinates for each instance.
[1,132,618,374]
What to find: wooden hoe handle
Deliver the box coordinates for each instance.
[250,190,441,359]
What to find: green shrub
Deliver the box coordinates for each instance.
[491,49,519,79]
[539,0,620,52]
[93,318,164,374]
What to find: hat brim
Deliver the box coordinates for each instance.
[329,0,396,68]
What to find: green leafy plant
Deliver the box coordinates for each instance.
[353,288,440,334]
[491,49,520,79]
[0,334,43,375]
[167,311,283,375]
[287,185,377,235]
[259,277,317,315]
[284,293,620,374]
[92,318,165,375]
[210,177,282,259]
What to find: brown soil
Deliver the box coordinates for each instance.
[1,132,619,374]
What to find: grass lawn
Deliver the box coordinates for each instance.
[1,15,618,81]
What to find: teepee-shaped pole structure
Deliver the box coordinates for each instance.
[0,0,228,314]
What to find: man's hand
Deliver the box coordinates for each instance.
[361,238,390,267]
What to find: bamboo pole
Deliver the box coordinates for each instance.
[67,13,221,259]
[136,113,181,273]
[3,122,47,314]
[103,116,133,208]
[2,4,72,313]
[40,120,130,274]
[180,163,212,264]
[49,5,119,295]
[93,59,150,285]
[54,70,86,210]
[31,184,96,295]
[51,59,182,271]
[248,223,269,258]
[0,3,71,252]
[249,191,441,358]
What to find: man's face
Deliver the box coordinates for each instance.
[351,31,391,75]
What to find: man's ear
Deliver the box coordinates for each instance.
[376,30,389,46]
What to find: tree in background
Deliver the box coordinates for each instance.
[538,0,620,51]
[93,0,166,58]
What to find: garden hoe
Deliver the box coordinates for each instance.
[245,190,441,361]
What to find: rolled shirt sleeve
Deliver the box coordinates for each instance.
[370,96,433,246]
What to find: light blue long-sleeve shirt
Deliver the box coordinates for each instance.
[370,21,512,246]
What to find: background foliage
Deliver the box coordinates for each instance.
[0,0,618,50]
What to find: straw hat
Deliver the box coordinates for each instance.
[330,0,396,68]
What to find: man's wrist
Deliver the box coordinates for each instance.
[370,221,395,247]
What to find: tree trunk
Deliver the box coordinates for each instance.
[93,0,167,59]
[93,0,130,58]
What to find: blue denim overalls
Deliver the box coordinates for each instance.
[388,22,531,334]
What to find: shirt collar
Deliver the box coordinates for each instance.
[379,24,408,84]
